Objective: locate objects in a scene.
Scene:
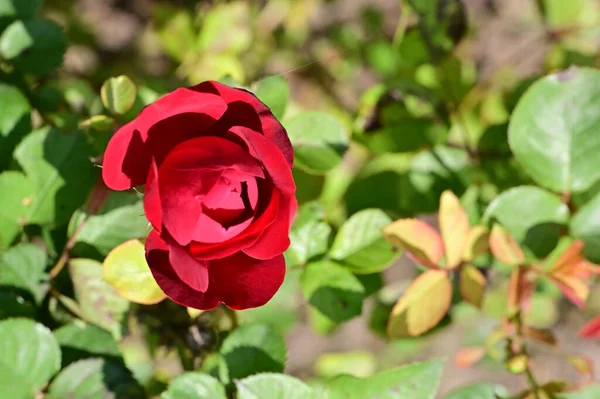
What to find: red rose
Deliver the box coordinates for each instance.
[102,81,297,310]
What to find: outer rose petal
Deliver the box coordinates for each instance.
[243,194,297,260]
[190,81,294,168]
[145,230,285,310]
[102,90,227,190]
[143,160,161,231]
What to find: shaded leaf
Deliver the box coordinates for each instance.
[284,112,349,174]
[330,209,396,274]
[0,19,67,74]
[253,76,289,120]
[301,261,365,323]
[47,357,144,399]
[14,127,97,226]
[0,243,48,303]
[69,259,129,339]
[54,322,121,367]
[459,264,486,308]
[570,192,600,263]
[218,324,287,385]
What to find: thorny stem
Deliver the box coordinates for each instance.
[512,291,542,399]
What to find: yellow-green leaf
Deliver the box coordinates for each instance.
[100,76,137,116]
[382,219,444,268]
[489,224,525,266]
[439,190,470,269]
[459,264,486,308]
[387,270,452,338]
[462,225,489,262]
[103,239,166,305]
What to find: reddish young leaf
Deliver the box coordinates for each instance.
[382,218,444,268]
[439,190,470,269]
[579,314,600,339]
[522,326,557,347]
[567,355,594,376]
[463,225,489,262]
[549,273,589,308]
[550,240,585,273]
[459,264,486,308]
[387,270,452,338]
[489,224,525,266]
[454,346,486,369]
[508,268,534,314]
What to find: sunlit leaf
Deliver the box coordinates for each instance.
[103,239,166,305]
[489,224,525,266]
[387,270,452,338]
[101,76,137,116]
[382,218,444,268]
[439,190,470,269]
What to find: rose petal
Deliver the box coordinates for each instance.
[243,194,297,260]
[168,238,209,293]
[189,186,281,260]
[190,81,294,168]
[102,90,227,190]
[227,126,295,195]
[143,160,162,231]
[145,230,285,310]
[159,136,264,246]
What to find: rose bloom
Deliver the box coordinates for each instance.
[102,81,297,310]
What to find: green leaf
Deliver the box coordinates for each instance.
[160,373,226,399]
[285,112,349,174]
[570,192,600,263]
[219,324,287,385]
[0,83,30,170]
[0,19,67,74]
[69,259,129,339]
[47,357,145,399]
[315,351,377,378]
[154,8,196,62]
[14,126,97,226]
[71,191,149,259]
[0,362,31,399]
[329,209,396,274]
[0,172,35,249]
[80,115,115,131]
[326,359,445,399]
[482,186,569,259]
[541,0,587,28]
[236,373,316,399]
[559,385,600,399]
[0,318,61,396]
[253,76,289,120]
[197,2,251,54]
[0,0,42,21]
[301,260,365,323]
[508,67,600,194]
[286,202,331,267]
[101,76,137,116]
[361,119,448,154]
[0,243,48,303]
[54,322,121,367]
[0,290,35,320]
[443,383,509,399]
[103,239,166,305]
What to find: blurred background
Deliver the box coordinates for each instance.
[17,0,600,396]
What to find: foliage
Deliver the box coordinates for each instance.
[1,0,600,398]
